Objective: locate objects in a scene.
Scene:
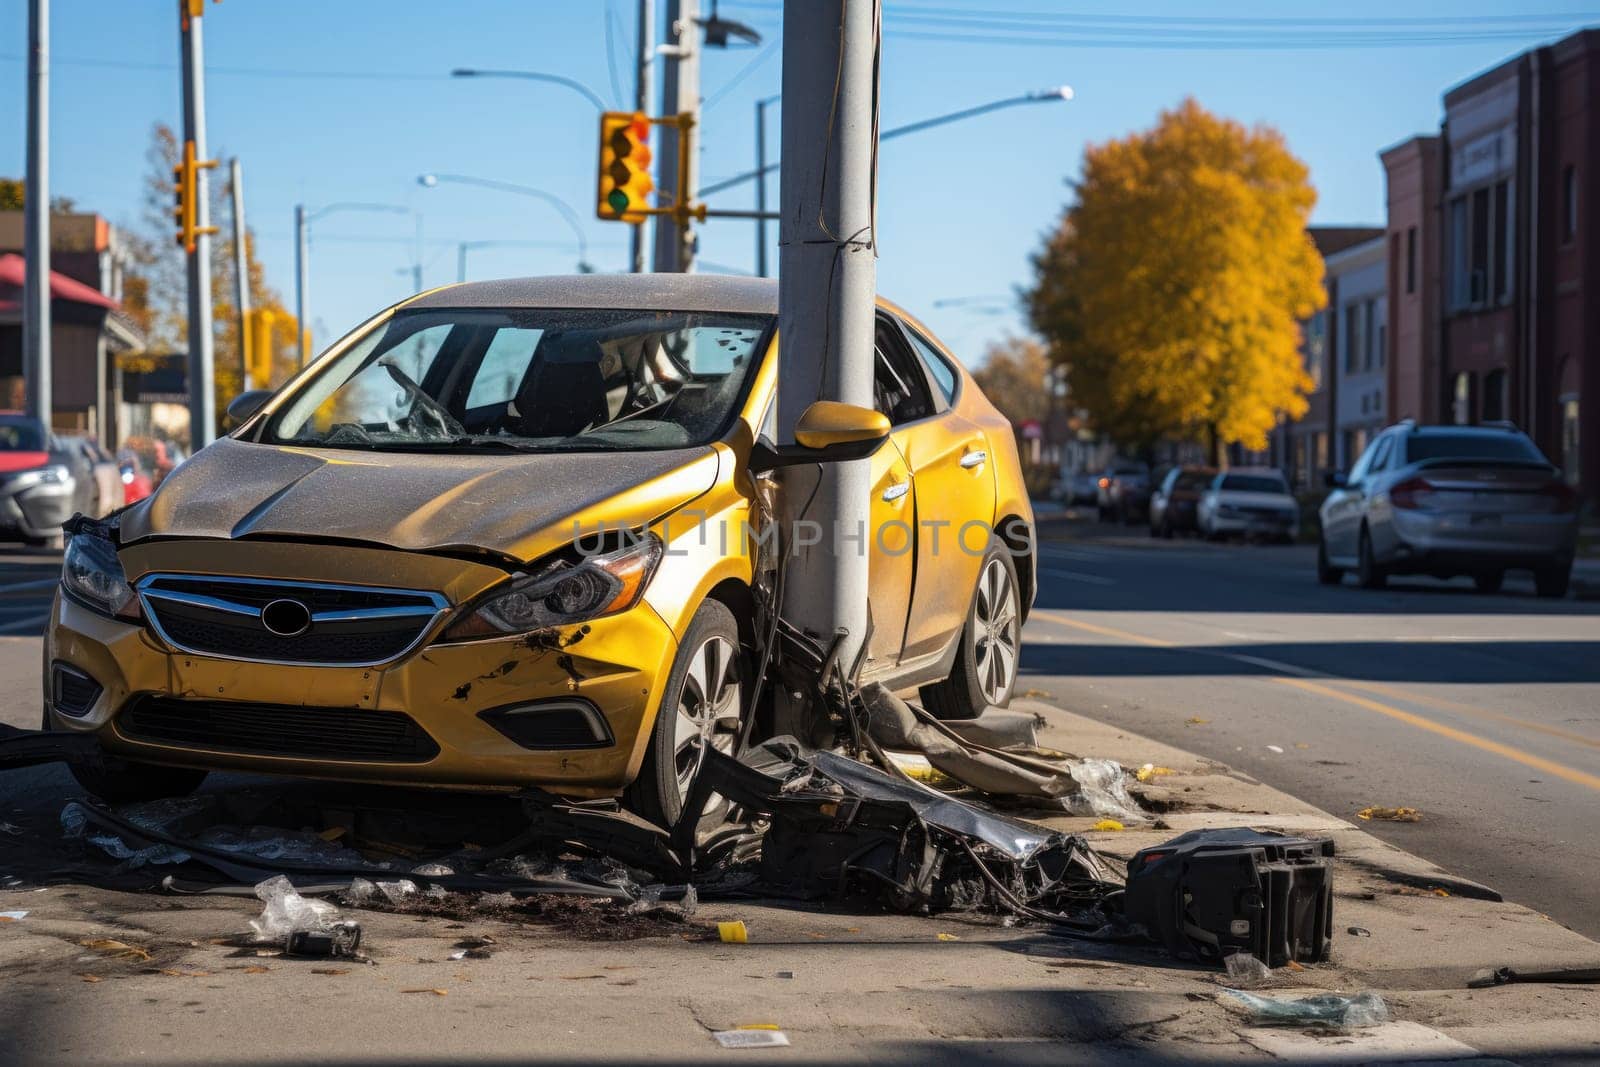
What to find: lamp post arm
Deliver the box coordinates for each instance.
[450,68,608,112]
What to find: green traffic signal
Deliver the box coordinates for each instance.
[607,189,630,214]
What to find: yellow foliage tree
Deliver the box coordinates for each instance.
[972,336,1054,430]
[1028,98,1326,461]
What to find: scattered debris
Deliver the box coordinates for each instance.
[0,910,27,921]
[1091,819,1125,832]
[250,875,339,941]
[79,938,152,962]
[1347,926,1371,938]
[626,884,698,919]
[1265,745,1284,754]
[1468,965,1600,988]
[1224,952,1274,987]
[1220,989,1389,1030]
[718,921,748,943]
[401,988,448,996]
[1356,806,1422,822]
[1185,717,1210,726]
[711,1028,790,1049]
[1136,764,1175,782]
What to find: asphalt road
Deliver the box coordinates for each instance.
[1022,511,1600,939]
[0,546,61,638]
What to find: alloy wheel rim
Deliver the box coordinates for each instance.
[973,559,1019,705]
[672,634,743,804]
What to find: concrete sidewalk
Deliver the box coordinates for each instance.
[2,679,1598,1061]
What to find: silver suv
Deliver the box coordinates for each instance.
[1318,422,1580,597]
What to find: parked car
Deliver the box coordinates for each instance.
[46,275,1036,827]
[1318,422,1578,597]
[1148,465,1218,537]
[1067,469,1101,507]
[1197,467,1299,542]
[117,453,154,505]
[1098,459,1150,523]
[0,413,91,547]
[57,434,123,517]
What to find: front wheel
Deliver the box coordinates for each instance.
[625,599,747,829]
[921,539,1022,720]
[1357,527,1386,589]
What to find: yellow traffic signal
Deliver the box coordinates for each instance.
[172,139,219,253]
[246,308,276,389]
[596,111,654,223]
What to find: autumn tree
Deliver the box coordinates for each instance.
[972,336,1054,429]
[1028,98,1325,463]
[123,123,300,440]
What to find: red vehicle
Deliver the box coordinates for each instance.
[117,453,154,505]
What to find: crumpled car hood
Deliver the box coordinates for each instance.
[117,438,722,563]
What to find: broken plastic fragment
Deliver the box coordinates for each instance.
[1091,819,1124,832]
[377,879,418,904]
[1058,759,1143,822]
[1135,764,1174,782]
[718,920,748,943]
[411,862,454,877]
[1223,952,1273,987]
[1356,806,1421,822]
[627,884,697,918]
[248,875,340,942]
[1220,988,1389,1029]
[712,1029,789,1049]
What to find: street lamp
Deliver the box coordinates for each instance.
[703,84,1077,200]
[417,173,593,274]
[455,239,585,283]
[294,201,420,367]
[450,68,608,112]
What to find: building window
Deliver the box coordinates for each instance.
[1304,311,1326,389]
[1453,371,1475,425]
[1560,393,1580,486]
[1362,298,1380,372]
[1406,226,1417,294]
[1492,181,1510,302]
[1482,368,1507,422]
[1448,181,1514,310]
[1564,166,1578,244]
[1449,197,1469,307]
[1343,304,1360,373]
[1376,300,1387,370]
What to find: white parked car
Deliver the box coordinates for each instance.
[1197,467,1299,543]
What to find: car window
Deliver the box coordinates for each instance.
[1346,439,1379,484]
[902,325,958,404]
[1368,436,1394,473]
[1219,473,1287,494]
[465,327,542,409]
[873,317,936,426]
[1175,470,1213,490]
[1404,432,1547,464]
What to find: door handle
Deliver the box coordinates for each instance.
[959,449,987,469]
[882,480,910,503]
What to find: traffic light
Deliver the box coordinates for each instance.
[172,139,219,253]
[246,308,276,389]
[596,111,654,223]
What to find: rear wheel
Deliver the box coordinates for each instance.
[625,600,747,829]
[921,539,1021,721]
[1356,526,1386,589]
[1473,570,1504,594]
[1316,535,1344,586]
[1534,562,1571,599]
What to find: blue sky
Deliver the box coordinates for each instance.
[2,1,1594,362]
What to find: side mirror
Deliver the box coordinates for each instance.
[1323,470,1347,490]
[226,389,273,425]
[749,401,891,473]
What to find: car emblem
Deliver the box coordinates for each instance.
[260,598,313,638]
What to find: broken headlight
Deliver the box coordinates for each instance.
[441,534,664,641]
[61,533,139,620]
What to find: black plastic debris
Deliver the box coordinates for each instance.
[1123,828,1334,967]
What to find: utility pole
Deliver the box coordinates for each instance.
[652,0,699,273]
[23,0,50,427]
[776,0,881,668]
[229,157,250,391]
[179,0,217,447]
[294,204,308,366]
[631,0,655,273]
[755,94,778,277]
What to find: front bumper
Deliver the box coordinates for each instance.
[44,542,680,797]
[0,480,74,540]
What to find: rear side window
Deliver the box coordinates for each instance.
[1404,432,1546,464]
[903,326,958,404]
[1219,473,1287,494]
[1175,470,1212,490]
[873,318,936,425]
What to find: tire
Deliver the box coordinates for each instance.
[921,538,1022,721]
[1356,526,1386,589]
[1534,563,1571,599]
[1316,535,1344,586]
[1473,570,1504,594]
[625,599,747,829]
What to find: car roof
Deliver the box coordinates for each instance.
[405,273,781,315]
[1405,424,1523,435]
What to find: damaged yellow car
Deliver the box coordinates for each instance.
[45,276,1034,825]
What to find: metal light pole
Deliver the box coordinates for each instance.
[456,239,582,283]
[653,0,700,273]
[417,174,593,273]
[777,0,881,670]
[180,1,217,448]
[293,202,415,367]
[22,0,50,426]
[755,93,779,277]
[633,0,655,274]
[230,157,250,390]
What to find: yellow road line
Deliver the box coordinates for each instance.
[1343,680,1600,753]
[1027,607,1600,792]
[1276,678,1600,793]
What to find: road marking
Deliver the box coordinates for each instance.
[0,612,50,634]
[1028,607,1600,787]
[1342,680,1600,753]
[1276,677,1600,793]
[0,578,59,596]
[1037,567,1117,587]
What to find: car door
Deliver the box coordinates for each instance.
[878,315,996,663]
[1363,434,1400,558]
[1324,438,1380,559]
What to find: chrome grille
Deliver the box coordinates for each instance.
[137,574,449,667]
